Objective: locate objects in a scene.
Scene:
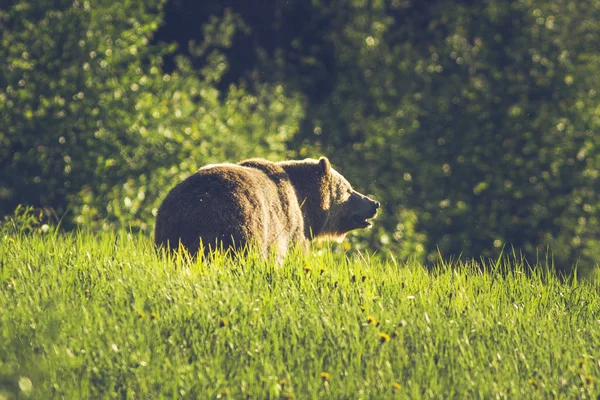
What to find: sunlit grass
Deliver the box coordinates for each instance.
[0,230,599,399]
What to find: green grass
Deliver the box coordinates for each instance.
[1,230,599,399]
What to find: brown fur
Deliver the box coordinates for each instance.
[154,157,379,260]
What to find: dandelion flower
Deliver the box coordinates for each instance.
[392,382,401,391]
[219,318,229,327]
[586,376,595,385]
[360,306,366,312]
[379,332,391,343]
[367,315,377,325]
[320,372,331,381]
[303,266,312,273]
[319,267,325,275]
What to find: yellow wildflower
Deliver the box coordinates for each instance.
[379,332,391,343]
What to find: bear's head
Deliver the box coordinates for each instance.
[316,157,380,238]
[280,157,379,240]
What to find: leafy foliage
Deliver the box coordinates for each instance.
[2,0,599,270]
[178,0,599,270]
[0,0,303,232]
[0,204,57,235]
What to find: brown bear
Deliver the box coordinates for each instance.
[154,157,379,260]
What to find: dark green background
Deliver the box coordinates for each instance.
[1,0,598,272]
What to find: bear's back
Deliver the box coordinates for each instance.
[154,162,304,257]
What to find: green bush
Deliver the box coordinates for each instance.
[2,0,599,271]
[0,204,56,235]
[246,0,600,271]
[0,1,304,232]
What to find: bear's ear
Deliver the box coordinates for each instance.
[318,157,331,176]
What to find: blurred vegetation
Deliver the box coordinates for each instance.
[0,0,303,232]
[1,0,599,272]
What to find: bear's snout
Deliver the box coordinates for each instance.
[365,198,379,221]
[356,193,378,212]
[371,200,381,215]
[342,192,379,230]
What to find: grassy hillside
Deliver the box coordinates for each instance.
[1,230,599,399]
